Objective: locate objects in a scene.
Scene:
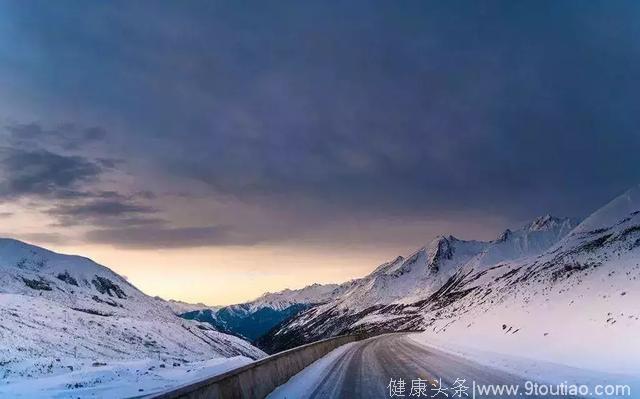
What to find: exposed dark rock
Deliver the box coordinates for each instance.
[497,229,512,242]
[92,276,127,298]
[22,277,52,291]
[429,236,455,272]
[579,234,613,252]
[56,271,78,286]
[71,307,113,317]
[619,225,640,240]
[92,295,120,307]
[551,262,596,281]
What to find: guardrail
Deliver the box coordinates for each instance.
[149,333,368,399]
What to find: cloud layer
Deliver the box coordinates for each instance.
[1,1,639,249]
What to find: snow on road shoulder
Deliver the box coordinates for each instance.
[408,333,640,397]
[0,356,253,399]
[266,342,357,399]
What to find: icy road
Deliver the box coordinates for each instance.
[268,333,566,399]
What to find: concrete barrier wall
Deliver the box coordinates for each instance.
[150,334,365,399]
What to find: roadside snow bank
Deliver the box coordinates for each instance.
[0,356,253,399]
[266,342,357,399]
[409,333,640,397]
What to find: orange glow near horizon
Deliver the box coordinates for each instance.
[5,207,507,306]
[41,243,393,306]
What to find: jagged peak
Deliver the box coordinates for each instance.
[525,214,567,232]
[427,234,458,245]
[426,235,456,266]
[497,229,512,242]
[490,215,577,244]
[247,281,340,309]
[369,255,407,276]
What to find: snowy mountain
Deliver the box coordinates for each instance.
[411,185,640,375]
[330,214,578,314]
[248,283,343,311]
[180,283,343,344]
[259,209,598,352]
[262,186,640,375]
[0,239,265,397]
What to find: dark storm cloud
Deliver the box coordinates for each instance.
[2,0,640,248]
[0,135,163,231]
[50,199,154,217]
[0,121,117,201]
[0,147,103,199]
[0,145,167,228]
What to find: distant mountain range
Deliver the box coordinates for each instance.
[177,283,342,343]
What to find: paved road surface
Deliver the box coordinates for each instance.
[270,333,569,399]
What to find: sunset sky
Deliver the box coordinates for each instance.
[1,1,639,305]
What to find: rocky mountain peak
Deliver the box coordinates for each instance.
[526,214,564,231]
[497,229,512,242]
[426,235,456,268]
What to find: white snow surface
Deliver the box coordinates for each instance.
[407,188,640,375]
[0,238,265,398]
[413,187,640,376]
[0,355,253,399]
[571,184,640,235]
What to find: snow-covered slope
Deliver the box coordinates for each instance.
[410,185,640,374]
[472,214,578,268]
[260,214,577,351]
[264,186,640,375]
[328,215,577,313]
[0,239,265,397]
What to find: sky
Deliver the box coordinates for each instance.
[0,1,639,305]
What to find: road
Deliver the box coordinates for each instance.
[268,333,568,399]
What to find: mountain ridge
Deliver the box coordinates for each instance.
[259,187,640,375]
